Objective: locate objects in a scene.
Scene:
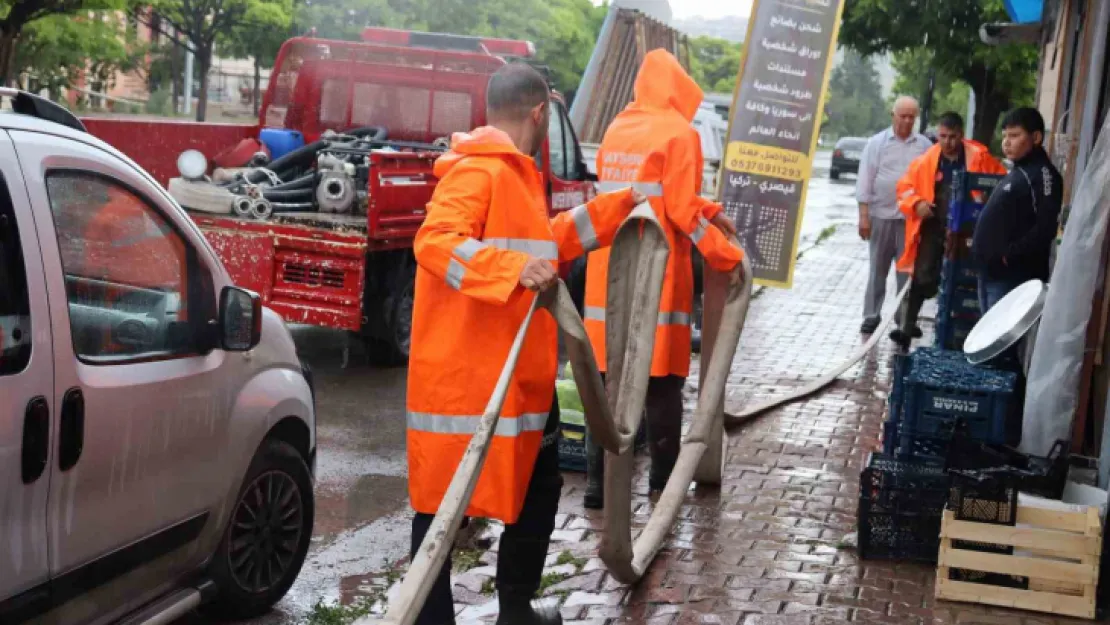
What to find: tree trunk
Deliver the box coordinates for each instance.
[253,57,261,117]
[0,30,18,87]
[970,77,1008,149]
[195,46,211,122]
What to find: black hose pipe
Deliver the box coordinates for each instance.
[260,188,314,202]
[243,140,330,184]
[266,172,316,191]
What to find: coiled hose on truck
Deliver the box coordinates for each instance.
[357,202,910,624]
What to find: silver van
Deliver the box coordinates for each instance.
[0,91,316,624]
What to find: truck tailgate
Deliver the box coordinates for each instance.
[193,215,368,331]
[83,117,259,187]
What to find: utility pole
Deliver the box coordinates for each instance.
[183,47,194,116]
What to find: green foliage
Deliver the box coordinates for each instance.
[890,48,972,123]
[839,0,1038,144]
[688,35,742,94]
[293,0,607,94]
[823,49,887,140]
[13,11,145,99]
[145,85,173,115]
[219,0,292,70]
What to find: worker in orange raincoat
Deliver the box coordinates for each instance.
[889,111,1006,349]
[581,50,744,509]
[406,63,644,625]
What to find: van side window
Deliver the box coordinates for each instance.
[0,175,31,376]
[45,172,207,363]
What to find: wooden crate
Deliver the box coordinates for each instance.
[935,502,1103,619]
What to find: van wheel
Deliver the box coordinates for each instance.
[205,440,314,619]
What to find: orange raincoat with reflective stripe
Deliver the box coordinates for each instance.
[584,50,743,378]
[895,140,1006,273]
[408,126,636,523]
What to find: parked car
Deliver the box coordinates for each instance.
[831,137,867,180]
[0,90,316,625]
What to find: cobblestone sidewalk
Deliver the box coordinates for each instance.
[392,226,1094,625]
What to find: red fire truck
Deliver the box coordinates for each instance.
[84,28,598,363]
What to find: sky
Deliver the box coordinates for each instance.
[593,0,754,20]
[670,0,754,19]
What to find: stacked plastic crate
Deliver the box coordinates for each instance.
[864,347,1023,562]
[935,172,1006,350]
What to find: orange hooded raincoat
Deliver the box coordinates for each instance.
[408,126,637,523]
[895,140,1006,272]
[583,50,743,378]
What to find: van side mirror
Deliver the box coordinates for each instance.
[220,286,262,351]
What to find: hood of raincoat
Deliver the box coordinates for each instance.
[433,126,527,178]
[631,49,704,123]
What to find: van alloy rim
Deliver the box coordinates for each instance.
[227,470,304,593]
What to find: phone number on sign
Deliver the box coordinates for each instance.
[728,159,804,179]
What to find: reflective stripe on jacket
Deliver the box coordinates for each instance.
[584,50,743,378]
[894,141,1007,273]
[408,126,636,523]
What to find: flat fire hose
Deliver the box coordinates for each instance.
[359,203,905,624]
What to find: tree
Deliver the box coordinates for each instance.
[891,49,971,122]
[824,50,887,139]
[152,0,288,121]
[688,35,742,94]
[292,0,606,94]
[839,0,1039,145]
[0,0,132,86]
[219,0,292,115]
[13,12,143,102]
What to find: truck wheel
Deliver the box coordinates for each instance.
[389,275,414,361]
[205,439,314,619]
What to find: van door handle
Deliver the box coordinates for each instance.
[22,396,49,484]
[58,387,84,471]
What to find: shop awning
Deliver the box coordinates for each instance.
[1004,0,1044,23]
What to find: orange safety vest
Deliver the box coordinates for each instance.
[408,126,636,523]
[895,141,1007,273]
[583,50,743,378]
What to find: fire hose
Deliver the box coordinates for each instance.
[358,203,909,624]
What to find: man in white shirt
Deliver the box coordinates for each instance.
[855,96,933,334]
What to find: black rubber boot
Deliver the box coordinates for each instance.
[584,429,604,509]
[495,597,563,625]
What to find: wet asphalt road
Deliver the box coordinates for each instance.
[178,151,859,625]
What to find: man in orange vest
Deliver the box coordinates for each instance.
[581,50,744,509]
[406,62,644,625]
[889,111,1006,349]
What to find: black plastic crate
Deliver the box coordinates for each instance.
[859,454,950,563]
[946,471,1029,588]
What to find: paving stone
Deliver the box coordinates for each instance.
[443,224,1084,625]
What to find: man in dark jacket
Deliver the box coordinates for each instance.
[972,108,1063,311]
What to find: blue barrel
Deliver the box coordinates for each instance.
[259,128,305,160]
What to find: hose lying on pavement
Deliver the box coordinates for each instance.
[723,279,910,426]
[358,203,903,623]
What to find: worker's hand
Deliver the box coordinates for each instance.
[630,188,647,205]
[915,201,934,218]
[519,257,557,292]
[858,214,871,241]
[711,212,737,237]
